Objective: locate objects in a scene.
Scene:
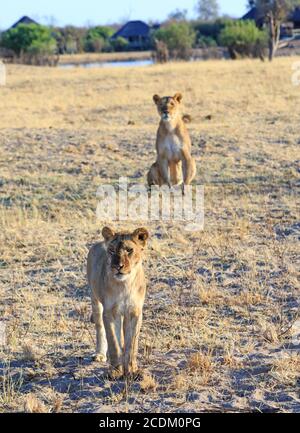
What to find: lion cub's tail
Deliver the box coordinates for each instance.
[182,114,192,124]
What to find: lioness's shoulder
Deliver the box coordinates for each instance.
[88,241,106,263]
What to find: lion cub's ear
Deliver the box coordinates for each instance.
[132,228,149,247]
[102,226,115,241]
[173,93,183,103]
[153,94,161,105]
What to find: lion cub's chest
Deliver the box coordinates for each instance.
[160,133,183,162]
[106,284,137,314]
[104,273,145,315]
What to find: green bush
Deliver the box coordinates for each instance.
[84,26,114,52]
[110,36,129,52]
[0,24,57,56]
[193,18,231,46]
[219,20,267,59]
[153,22,196,59]
[197,35,217,48]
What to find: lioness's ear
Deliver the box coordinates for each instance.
[153,94,160,105]
[102,226,115,241]
[132,227,149,247]
[174,92,183,103]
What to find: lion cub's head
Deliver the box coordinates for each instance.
[102,227,149,281]
[153,93,183,122]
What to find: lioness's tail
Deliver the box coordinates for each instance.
[182,114,192,124]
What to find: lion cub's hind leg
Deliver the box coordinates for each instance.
[147,162,162,187]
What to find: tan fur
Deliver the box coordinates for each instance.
[87,226,149,378]
[147,93,196,187]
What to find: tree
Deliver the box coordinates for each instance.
[53,26,86,54]
[0,24,56,57]
[193,18,231,46]
[196,0,220,21]
[84,26,114,52]
[167,9,188,22]
[220,20,267,59]
[249,1,300,60]
[154,22,196,59]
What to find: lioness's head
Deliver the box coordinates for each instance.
[153,93,183,122]
[102,227,149,281]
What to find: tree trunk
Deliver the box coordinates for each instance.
[268,12,281,62]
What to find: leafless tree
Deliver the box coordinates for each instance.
[196,0,219,21]
[249,0,300,60]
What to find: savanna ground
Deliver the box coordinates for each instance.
[0,58,299,413]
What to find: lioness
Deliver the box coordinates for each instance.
[87,226,149,378]
[147,93,196,187]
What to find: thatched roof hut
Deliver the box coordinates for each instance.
[10,16,39,29]
[111,20,158,49]
[242,6,300,30]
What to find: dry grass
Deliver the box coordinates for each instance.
[58,51,151,65]
[0,57,299,412]
[140,372,157,392]
[24,393,47,413]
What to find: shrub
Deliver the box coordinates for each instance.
[193,18,231,46]
[84,26,114,52]
[1,24,57,57]
[197,35,218,48]
[110,36,129,52]
[52,26,86,54]
[153,22,196,59]
[219,20,268,59]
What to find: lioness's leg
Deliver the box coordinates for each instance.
[103,310,123,376]
[170,162,179,185]
[158,158,171,187]
[92,296,107,362]
[123,309,142,376]
[148,162,163,187]
[182,153,196,186]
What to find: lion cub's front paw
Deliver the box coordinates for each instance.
[108,365,124,380]
[124,364,142,379]
[93,353,107,363]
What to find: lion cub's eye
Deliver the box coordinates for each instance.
[127,248,134,255]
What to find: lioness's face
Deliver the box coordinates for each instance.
[102,227,149,281]
[153,93,183,121]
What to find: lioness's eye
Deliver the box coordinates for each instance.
[127,248,133,255]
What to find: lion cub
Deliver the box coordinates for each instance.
[147,93,196,187]
[87,226,149,378]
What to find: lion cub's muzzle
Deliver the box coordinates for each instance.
[111,256,131,279]
[162,110,172,121]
